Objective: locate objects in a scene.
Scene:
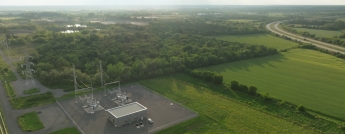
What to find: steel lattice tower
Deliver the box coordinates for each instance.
[21,54,35,92]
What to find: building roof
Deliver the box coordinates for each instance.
[107,102,147,118]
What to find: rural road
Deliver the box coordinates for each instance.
[266,21,345,54]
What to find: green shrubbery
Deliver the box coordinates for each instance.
[185,70,223,84]
[229,80,257,96]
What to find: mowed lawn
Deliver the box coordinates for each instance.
[197,49,345,120]
[292,27,343,38]
[212,34,298,50]
[140,74,315,134]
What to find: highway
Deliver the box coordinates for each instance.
[266,21,345,54]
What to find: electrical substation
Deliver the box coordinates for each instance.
[55,62,198,134]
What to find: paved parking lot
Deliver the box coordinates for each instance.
[58,83,198,134]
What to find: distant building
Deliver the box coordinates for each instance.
[61,30,79,33]
[66,24,87,28]
[197,13,207,15]
[107,102,147,127]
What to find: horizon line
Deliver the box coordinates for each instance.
[1,4,345,6]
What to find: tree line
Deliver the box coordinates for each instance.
[286,19,345,30]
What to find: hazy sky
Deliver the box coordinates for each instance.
[1,0,344,6]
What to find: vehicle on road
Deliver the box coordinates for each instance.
[148,118,153,124]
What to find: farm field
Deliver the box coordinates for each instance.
[336,18,345,21]
[0,17,20,20]
[212,34,298,50]
[197,49,345,120]
[140,74,315,134]
[291,27,343,38]
[227,19,254,22]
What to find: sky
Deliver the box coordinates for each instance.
[1,0,345,6]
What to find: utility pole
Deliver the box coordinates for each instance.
[21,53,35,94]
[73,65,77,103]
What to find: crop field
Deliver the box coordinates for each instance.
[197,49,345,120]
[212,34,298,50]
[0,17,20,20]
[157,15,189,20]
[140,74,315,134]
[291,27,342,38]
[227,19,254,22]
[337,18,345,21]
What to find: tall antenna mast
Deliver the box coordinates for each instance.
[100,61,105,96]
[73,64,77,103]
[91,81,93,99]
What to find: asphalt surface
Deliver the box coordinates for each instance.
[0,81,74,134]
[266,21,345,54]
[0,48,73,134]
[58,83,198,134]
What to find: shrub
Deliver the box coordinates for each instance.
[297,105,306,112]
[262,93,271,101]
[230,81,239,90]
[248,86,257,95]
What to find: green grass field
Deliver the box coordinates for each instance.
[10,92,55,109]
[292,27,342,38]
[212,34,298,50]
[23,88,40,95]
[197,49,345,120]
[17,112,44,132]
[49,127,80,134]
[141,74,315,134]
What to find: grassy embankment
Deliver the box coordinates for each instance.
[197,48,345,121]
[0,52,17,97]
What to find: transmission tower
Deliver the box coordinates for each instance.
[21,54,35,92]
